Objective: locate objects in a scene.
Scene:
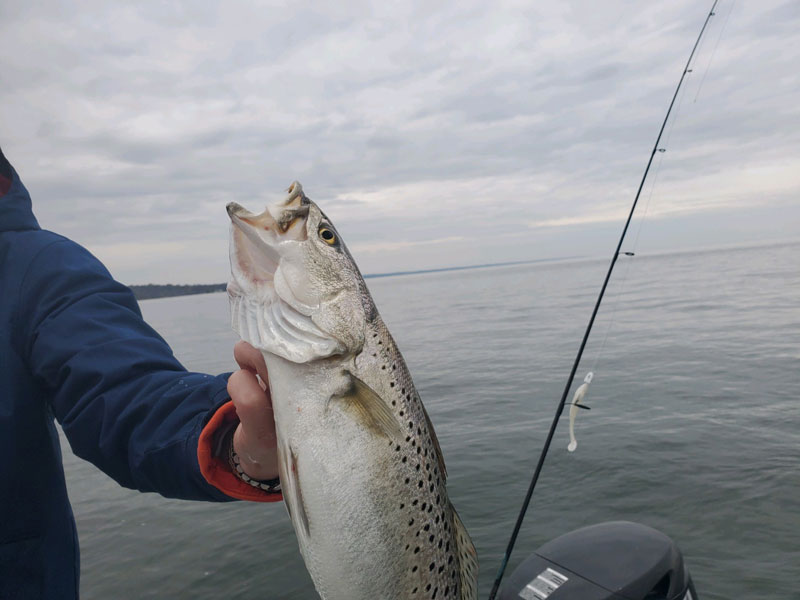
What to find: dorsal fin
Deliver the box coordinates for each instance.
[452,504,478,599]
[333,372,403,440]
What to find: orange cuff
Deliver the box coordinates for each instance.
[198,401,282,503]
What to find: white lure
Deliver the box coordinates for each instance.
[567,371,594,452]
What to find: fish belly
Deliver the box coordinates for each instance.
[266,357,465,600]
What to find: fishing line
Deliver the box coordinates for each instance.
[487,3,721,598]
[694,0,736,103]
[586,151,667,374]
[591,0,728,362]
[591,0,725,373]
[587,97,674,375]
[589,51,696,370]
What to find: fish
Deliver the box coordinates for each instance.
[226,182,478,600]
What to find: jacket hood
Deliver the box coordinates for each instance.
[0,146,40,232]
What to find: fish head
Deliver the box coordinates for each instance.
[226,182,368,363]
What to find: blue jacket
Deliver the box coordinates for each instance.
[0,148,235,599]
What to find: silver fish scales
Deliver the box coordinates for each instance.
[226,182,478,600]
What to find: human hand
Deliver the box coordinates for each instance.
[228,341,279,481]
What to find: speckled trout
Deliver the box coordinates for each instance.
[226,183,477,600]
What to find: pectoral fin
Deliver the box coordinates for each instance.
[333,372,403,440]
[277,443,310,539]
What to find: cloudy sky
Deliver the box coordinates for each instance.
[1,0,798,284]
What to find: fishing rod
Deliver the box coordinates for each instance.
[487,2,720,598]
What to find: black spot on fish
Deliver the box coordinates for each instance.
[409,518,414,526]
[414,546,420,554]
[390,382,394,387]
[402,456,407,463]
[429,562,435,572]
[412,565,417,572]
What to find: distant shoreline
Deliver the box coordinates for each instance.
[129,283,227,301]
[131,239,800,300]
[129,256,580,301]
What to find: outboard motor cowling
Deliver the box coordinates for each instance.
[499,521,697,600]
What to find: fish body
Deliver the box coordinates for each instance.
[227,183,477,600]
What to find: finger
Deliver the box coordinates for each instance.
[233,340,269,386]
[227,369,276,447]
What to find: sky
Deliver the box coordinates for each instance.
[1,0,798,284]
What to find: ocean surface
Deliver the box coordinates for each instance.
[61,241,800,599]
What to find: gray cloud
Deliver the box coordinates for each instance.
[1,0,798,283]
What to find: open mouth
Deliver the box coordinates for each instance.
[227,182,309,286]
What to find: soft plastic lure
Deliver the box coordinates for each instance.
[567,372,593,452]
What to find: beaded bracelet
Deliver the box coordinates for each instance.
[228,439,281,493]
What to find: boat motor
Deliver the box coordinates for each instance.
[499,521,697,600]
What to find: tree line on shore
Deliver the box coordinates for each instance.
[129,283,226,300]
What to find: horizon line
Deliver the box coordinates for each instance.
[361,256,582,280]
[128,237,800,289]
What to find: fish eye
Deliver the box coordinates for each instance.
[319,226,337,245]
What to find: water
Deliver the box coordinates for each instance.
[62,242,800,599]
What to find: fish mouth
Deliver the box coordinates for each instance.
[227,181,309,241]
[227,182,310,289]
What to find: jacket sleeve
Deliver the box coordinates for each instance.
[19,236,246,501]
